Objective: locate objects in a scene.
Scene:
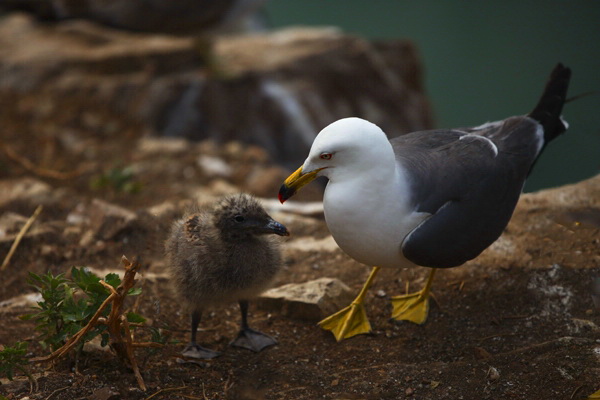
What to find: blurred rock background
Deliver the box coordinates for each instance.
[0,0,432,181]
[1,1,597,190]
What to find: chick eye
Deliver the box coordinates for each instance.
[234,215,245,222]
[320,152,332,160]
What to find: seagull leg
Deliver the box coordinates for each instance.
[390,268,437,324]
[318,266,381,341]
[230,300,278,352]
[181,310,221,359]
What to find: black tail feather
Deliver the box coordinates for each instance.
[528,63,572,144]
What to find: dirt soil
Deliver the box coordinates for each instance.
[0,125,599,400]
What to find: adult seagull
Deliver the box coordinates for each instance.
[278,64,571,341]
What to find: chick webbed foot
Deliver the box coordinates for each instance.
[230,328,278,352]
[183,311,220,359]
[232,300,277,352]
[181,343,221,359]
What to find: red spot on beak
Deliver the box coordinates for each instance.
[278,192,285,204]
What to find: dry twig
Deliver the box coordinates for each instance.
[569,385,584,399]
[131,342,164,348]
[202,383,208,400]
[446,280,466,291]
[1,205,43,271]
[120,314,145,390]
[44,385,69,400]
[223,370,235,394]
[145,385,188,400]
[0,142,90,180]
[477,332,517,344]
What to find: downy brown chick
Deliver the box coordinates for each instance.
[165,194,289,359]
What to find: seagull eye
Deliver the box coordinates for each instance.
[320,153,332,160]
[234,215,245,222]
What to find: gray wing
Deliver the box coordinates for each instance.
[396,116,542,268]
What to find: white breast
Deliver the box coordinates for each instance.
[323,167,429,269]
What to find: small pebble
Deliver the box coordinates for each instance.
[487,366,500,381]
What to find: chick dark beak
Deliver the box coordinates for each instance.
[278,166,321,203]
[264,219,289,236]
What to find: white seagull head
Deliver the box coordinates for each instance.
[279,117,394,203]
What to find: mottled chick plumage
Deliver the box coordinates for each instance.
[165,193,289,358]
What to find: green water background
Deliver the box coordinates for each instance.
[266,1,600,192]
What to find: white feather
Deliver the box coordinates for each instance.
[459,134,498,157]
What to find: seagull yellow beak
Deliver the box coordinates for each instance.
[278,166,322,203]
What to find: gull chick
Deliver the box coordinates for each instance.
[166,193,289,359]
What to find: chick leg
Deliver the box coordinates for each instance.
[390,268,437,324]
[230,300,278,352]
[181,310,221,359]
[318,266,380,341]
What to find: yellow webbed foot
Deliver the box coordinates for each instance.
[318,301,372,341]
[390,290,430,324]
[390,268,437,325]
[318,266,381,341]
[588,389,600,399]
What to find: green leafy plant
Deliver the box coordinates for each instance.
[0,342,29,381]
[21,271,73,351]
[90,166,142,194]
[21,267,145,352]
[0,341,36,392]
[21,258,161,390]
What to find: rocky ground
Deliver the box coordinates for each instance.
[0,129,598,399]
